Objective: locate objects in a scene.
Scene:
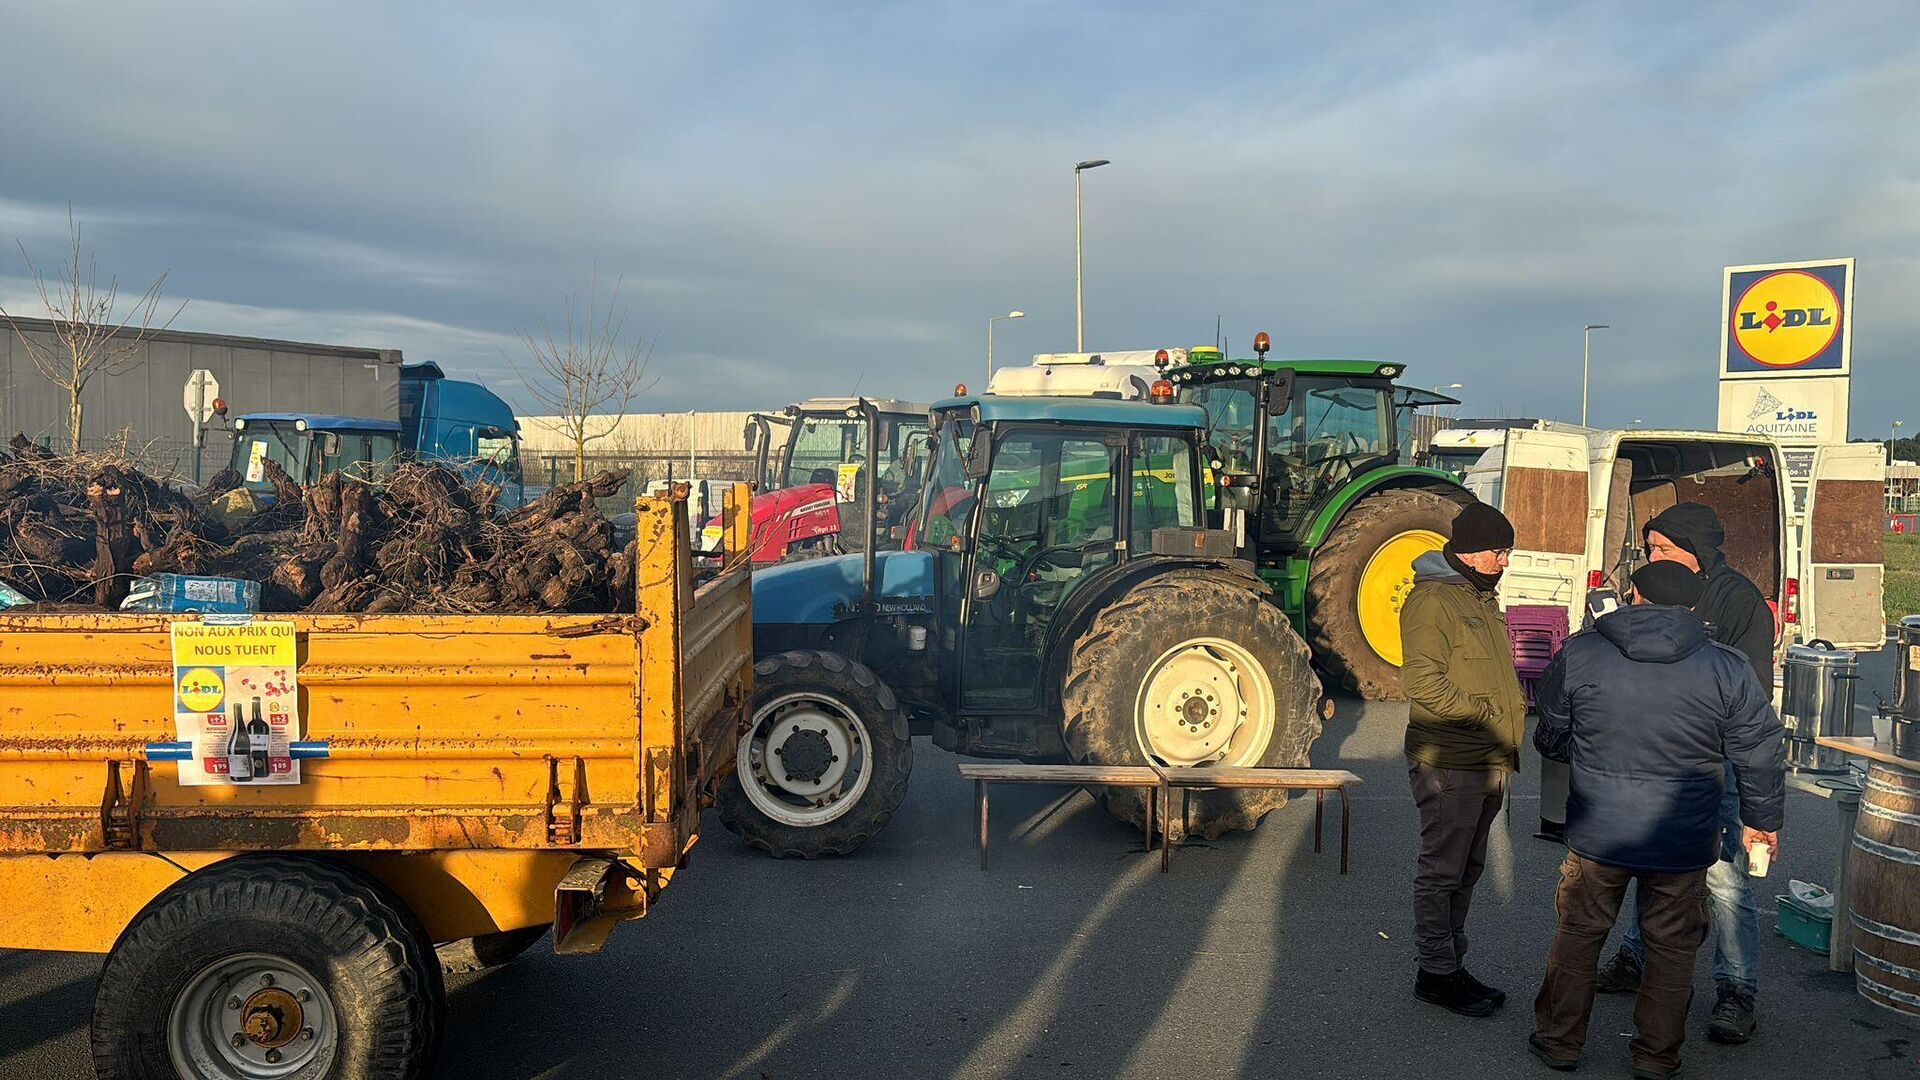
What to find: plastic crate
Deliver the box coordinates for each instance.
[1774,893,1831,955]
[1506,605,1569,708]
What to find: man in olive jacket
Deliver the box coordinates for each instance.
[1400,501,1528,1017]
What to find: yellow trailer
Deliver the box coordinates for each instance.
[0,490,753,1080]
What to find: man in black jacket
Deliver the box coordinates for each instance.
[1528,561,1784,1079]
[1596,502,1777,1042]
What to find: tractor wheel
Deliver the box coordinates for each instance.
[717,650,912,858]
[1061,571,1322,841]
[1304,487,1462,701]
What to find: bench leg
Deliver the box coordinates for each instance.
[1339,786,1350,876]
[1314,789,1324,854]
[977,779,989,872]
[1160,783,1172,874]
[1143,782,1156,855]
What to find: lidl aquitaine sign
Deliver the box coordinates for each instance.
[1720,259,1853,378]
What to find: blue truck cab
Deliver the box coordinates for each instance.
[226,362,524,504]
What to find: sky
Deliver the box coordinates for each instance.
[0,2,1914,434]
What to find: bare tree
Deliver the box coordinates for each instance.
[0,210,185,452]
[513,271,656,481]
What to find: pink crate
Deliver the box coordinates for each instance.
[1506,604,1569,708]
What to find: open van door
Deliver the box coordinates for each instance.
[1493,428,1593,626]
[1801,442,1886,649]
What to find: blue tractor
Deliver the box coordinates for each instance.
[718,393,1325,857]
[223,363,524,504]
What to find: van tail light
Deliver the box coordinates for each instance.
[1586,570,1605,590]
[1783,577,1799,624]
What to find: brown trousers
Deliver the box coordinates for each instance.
[1534,853,1712,1076]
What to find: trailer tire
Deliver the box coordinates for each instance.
[1062,571,1322,841]
[717,650,912,858]
[436,925,549,975]
[1305,487,1463,700]
[91,855,443,1080]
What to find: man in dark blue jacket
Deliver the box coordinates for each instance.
[1528,561,1784,1080]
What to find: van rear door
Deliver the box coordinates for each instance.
[1801,442,1886,649]
[1494,429,1592,625]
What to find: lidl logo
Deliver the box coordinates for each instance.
[1722,261,1850,376]
[176,666,226,713]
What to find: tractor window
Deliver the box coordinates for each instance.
[320,432,399,483]
[1262,377,1394,540]
[918,418,977,551]
[1182,378,1260,474]
[1130,435,1197,552]
[785,419,865,489]
[962,430,1120,711]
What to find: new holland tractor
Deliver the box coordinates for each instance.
[1163,336,1471,699]
[717,395,1324,857]
[703,397,929,563]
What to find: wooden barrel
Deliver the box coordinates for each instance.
[1853,761,1920,1025]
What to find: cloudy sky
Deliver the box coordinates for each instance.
[0,2,1914,432]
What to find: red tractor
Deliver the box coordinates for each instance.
[701,397,930,563]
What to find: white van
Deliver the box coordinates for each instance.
[1467,428,1886,656]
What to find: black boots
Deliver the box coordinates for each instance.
[1415,967,1502,1017]
[1594,947,1643,994]
[1707,982,1757,1044]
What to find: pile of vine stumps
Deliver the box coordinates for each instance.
[0,434,637,614]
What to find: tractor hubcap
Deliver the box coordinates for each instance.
[1134,637,1276,767]
[738,692,872,827]
[1356,529,1447,667]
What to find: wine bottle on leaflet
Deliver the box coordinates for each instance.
[227,704,253,782]
[248,697,271,777]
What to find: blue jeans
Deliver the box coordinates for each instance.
[1620,788,1760,995]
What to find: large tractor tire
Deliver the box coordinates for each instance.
[1304,487,1462,701]
[1061,571,1323,841]
[717,650,913,858]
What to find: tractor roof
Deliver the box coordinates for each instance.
[932,394,1205,430]
[788,397,927,417]
[1170,357,1409,379]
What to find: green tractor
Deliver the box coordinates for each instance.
[724,394,1325,855]
[1164,338,1471,699]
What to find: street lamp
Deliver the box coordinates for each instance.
[1440,383,1464,418]
[1891,420,1904,466]
[987,310,1026,382]
[1581,324,1609,427]
[1074,159,1110,350]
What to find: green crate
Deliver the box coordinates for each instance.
[1775,894,1832,955]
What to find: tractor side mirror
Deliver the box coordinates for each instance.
[962,432,993,481]
[1263,371,1296,415]
[971,568,1002,601]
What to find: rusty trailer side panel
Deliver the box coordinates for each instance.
[0,489,753,952]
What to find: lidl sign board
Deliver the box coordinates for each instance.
[1719,259,1853,378]
[1715,375,1849,447]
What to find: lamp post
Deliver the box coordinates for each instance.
[1581,324,1609,427]
[987,310,1026,383]
[1892,420,1904,467]
[1074,159,1110,350]
[1439,383,1463,420]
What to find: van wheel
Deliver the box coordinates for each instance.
[91,855,442,1080]
[717,650,913,858]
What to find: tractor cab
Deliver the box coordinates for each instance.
[227,414,401,500]
[717,397,930,562]
[1165,339,1470,698]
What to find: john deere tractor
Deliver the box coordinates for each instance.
[717,395,1324,857]
[1164,338,1471,699]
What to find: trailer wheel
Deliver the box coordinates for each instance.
[1062,571,1323,840]
[717,650,912,858]
[91,855,443,1080]
[436,925,549,975]
[1305,487,1463,700]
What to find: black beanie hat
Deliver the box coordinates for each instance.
[1642,503,1724,561]
[1632,560,1706,608]
[1448,502,1515,554]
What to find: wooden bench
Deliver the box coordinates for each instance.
[954,762,1363,874]
[955,763,1164,871]
[1155,766,1363,875]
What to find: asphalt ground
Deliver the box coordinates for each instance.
[3,642,1917,1079]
